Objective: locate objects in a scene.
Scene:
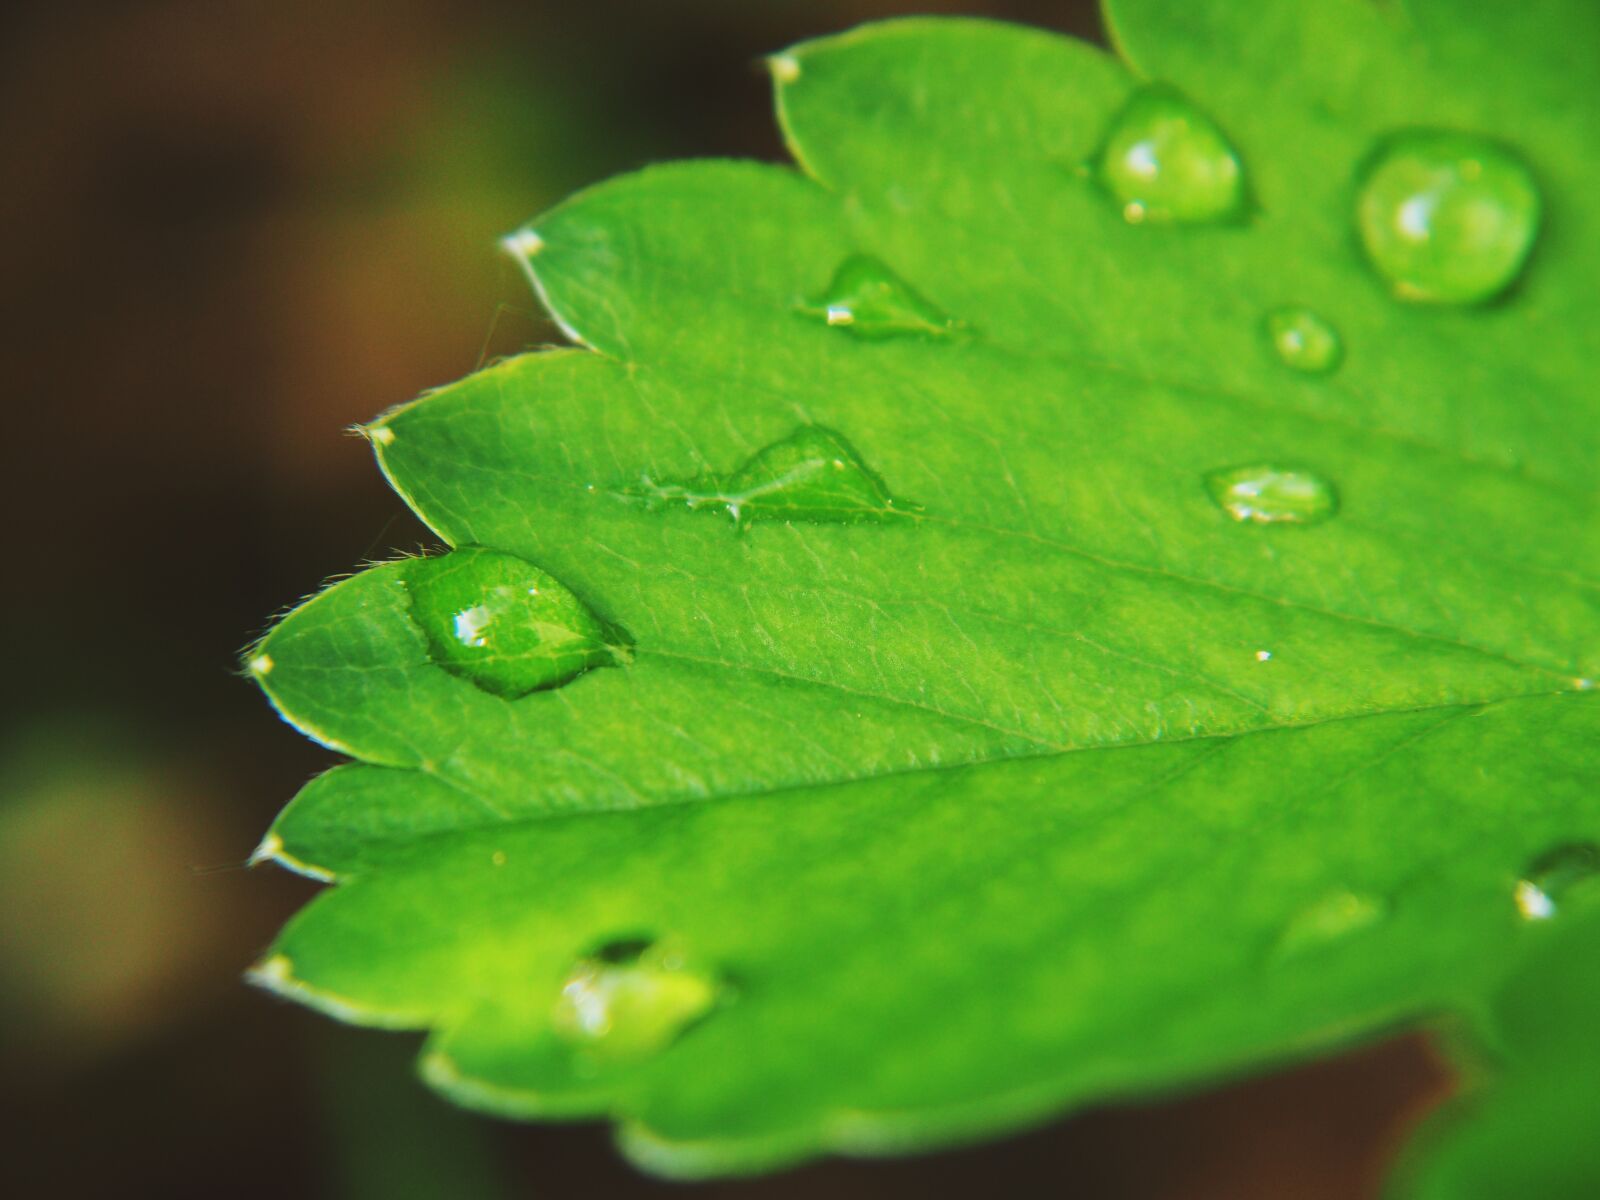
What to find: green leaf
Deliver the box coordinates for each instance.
[246,2,1600,1180]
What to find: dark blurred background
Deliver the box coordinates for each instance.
[0,2,1449,1195]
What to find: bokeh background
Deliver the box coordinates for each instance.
[0,1,1450,1195]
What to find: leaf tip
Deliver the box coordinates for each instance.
[500,227,546,261]
[766,53,801,84]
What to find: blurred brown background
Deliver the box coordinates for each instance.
[0,1,1449,1196]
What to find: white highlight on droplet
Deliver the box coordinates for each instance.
[1255,649,1273,662]
[768,54,801,83]
[1515,879,1556,920]
[367,424,395,446]
[249,653,274,676]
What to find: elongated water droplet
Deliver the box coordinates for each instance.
[1275,890,1387,958]
[624,425,920,528]
[1515,843,1600,920]
[1093,85,1246,225]
[1355,131,1540,305]
[1206,464,1337,525]
[1265,307,1342,374]
[407,546,625,697]
[551,939,720,1064]
[799,255,957,339]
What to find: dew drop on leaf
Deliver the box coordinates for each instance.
[1205,465,1338,524]
[799,254,957,339]
[1091,84,1246,225]
[406,546,624,697]
[551,939,721,1064]
[623,425,920,528]
[1514,843,1600,921]
[1355,130,1541,305]
[1274,890,1388,958]
[1265,307,1342,374]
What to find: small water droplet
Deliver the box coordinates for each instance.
[366,424,395,446]
[1515,843,1600,921]
[407,547,626,697]
[1265,307,1342,374]
[768,53,801,84]
[500,228,545,260]
[248,653,274,677]
[1092,85,1246,226]
[1206,465,1338,525]
[1355,130,1540,305]
[623,425,920,528]
[1275,890,1387,958]
[551,938,721,1064]
[1255,649,1273,662]
[799,255,957,340]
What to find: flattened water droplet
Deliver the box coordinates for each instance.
[1265,307,1342,374]
[799,255,957,340]
[551,938,720,1064]
[1206,465,1337,525]
[1093,85,1246,225]
[1275,890,1387,958]
[407,546,626,697]
[1515,843,1600,921]
[623,425,920,528]
[1355,130,1541,305]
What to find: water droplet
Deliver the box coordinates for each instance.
[1265,307,1342,374]
[1092,85,1246,225]
[1206,465,1338,525]
[407,547,626,697]
[248,653,274,677]
[1355,130,1540,305]
[1514,843,1600,921]
[1255,649,1273,662]
[623,425,920,528]
[551,938,720,1064]
[799,255,957,340]
[1275,890,1387,958]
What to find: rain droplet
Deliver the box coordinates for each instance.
[551,938,721,1064]
[799,255,957,340]
[623,425,920,528]
[407,546,626,697]
[1355,130,1541,305]
[1206,465,1338,525]
[1092,85,1246,225]
[1514,842,1600,921]
[1265,307,1342,374]
[1274,890,1387,958]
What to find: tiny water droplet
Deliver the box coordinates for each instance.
[1265,307,1342,374]
[1514,843,1600,921]
[366,424,395,446]
[1092,85,1246,226]
[799,255,957,340]
[1355,130,1540,305]
[1206,465,1338,525]
[551,938,720,1064]
[1275,890,1387,958]
[623,425,920,528]
[407,546,625,698]
[248,653,274,677]
[1255,649,1273,662]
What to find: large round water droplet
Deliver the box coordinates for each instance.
[1093,85,1246,225]
[1355,130,1541,305]
[551,939,720,1064]
[407,546,622,697]
[1206,465,1338,525]
[1514,842,1600,920]
[1265,307,1342,374]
